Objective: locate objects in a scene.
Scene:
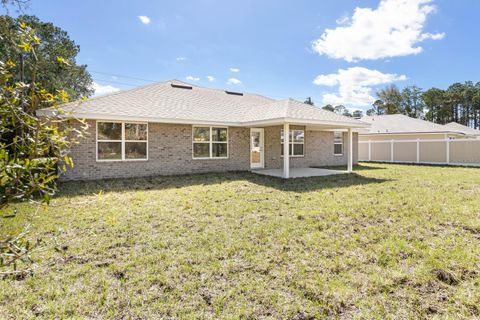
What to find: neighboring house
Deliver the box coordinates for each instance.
[444,122,480,139]
[39,80,368,180]
[359,114,467,141]
[358,114,480,166]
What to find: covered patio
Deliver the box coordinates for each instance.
[252,167,348,178]
[241,99,369,179]
[247,121,360,179]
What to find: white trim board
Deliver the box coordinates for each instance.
[37,110,369,129]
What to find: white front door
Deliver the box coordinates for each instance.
[250,128,264,169]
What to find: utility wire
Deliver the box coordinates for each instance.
[90,70,293,100]
[93,78,143,87]
[90,70,157,83]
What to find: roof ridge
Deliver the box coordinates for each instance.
[285,98,366,123]
[287,98,335,112]
[175,80,277,101]
[402,115,449,128]
[362,114,470,134]
[38,79,367,127]
[60,79,276,108]
[62,79,172,107]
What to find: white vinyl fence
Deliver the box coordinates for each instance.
[359,139,480,167]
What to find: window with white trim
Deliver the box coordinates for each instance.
[192,126,228,159]
[334,131,343,156]
[97,122,148,161]
[281,129,304,156]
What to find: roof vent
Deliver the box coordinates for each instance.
[171,83,192,90]
[225,90,243,96]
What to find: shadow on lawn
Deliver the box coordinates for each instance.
[58,170,390,197]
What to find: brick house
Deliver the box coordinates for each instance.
[39,80,368,180]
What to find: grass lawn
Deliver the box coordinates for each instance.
[1,163,480,319]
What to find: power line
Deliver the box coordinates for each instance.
[93,78,140,87]
[90,70,292,100]
[93,77,292,100]
[90,70,157,83]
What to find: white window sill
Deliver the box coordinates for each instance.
[96,158,148,162]
[192,157,229,160]
[280,155,305,158]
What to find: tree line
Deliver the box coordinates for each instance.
[306,82,480,129]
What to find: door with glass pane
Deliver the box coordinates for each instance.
[250,128,264,169]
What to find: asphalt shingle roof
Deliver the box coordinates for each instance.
[360,114,465,134]
[41,80,366,127]
[443,122,480,136]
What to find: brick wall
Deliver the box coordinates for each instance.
[62,120,250,181]
[263,125,358,169]
[63,121,358,181]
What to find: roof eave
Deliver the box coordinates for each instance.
[37,111,370,128]
[37,111,243,126]
[242,117,370,128]
[360,131,466,136]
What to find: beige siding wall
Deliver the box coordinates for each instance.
[63,121,359,181]
[450,140,480,163]
[359,138,480,166]
[358,143,369,160]
[393,142,417,162]
[371,142,391,161]
[419,141,447,163]
[359,133,451,141]
[263,125,358,169]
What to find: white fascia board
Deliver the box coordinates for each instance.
[36,110,370,128]
[359,131,466,136]
[37,111,242,127]
[242,117,370,128]
[318,128,364,132]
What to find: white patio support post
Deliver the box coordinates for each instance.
[283,123,290,178]
[347,128,353,173]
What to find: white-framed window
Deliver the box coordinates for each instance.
[96,121,148,161]
[281,129,304,157]
[192,126,228,159]
[334,131,343,156]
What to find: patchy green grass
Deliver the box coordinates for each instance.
[1,163,480,319]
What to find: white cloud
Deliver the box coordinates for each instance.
[176,56,187,61]
[312,0,444,62]
[92,82,121,97]
[313,67,407,107]
[138,15,151,25]
[229,68,240,73]
[226,78,242,85]
[206,76,215,82]
[335,15,349,25]
[186,75,200,81]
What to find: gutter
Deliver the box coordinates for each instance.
[36,112,371,129]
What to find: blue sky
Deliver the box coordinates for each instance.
[10,0,480,111]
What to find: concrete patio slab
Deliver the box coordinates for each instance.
[252,167,348,178]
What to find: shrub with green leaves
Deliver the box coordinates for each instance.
[0,21,87,273]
